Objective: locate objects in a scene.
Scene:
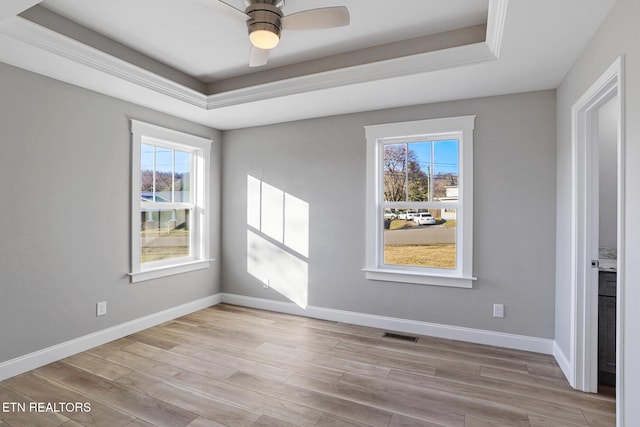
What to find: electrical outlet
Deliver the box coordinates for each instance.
[96,301,107,317]
[262,278,270,289]
[493,303,504,318]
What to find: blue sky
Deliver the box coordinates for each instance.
[409,139,459,175]
[141,144,191,175]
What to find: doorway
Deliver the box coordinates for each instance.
[570,56,624,412]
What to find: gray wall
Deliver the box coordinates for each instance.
[555,0,640,421]
[222,90,557,339]
[0,62,221,363]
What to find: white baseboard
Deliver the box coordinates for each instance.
[0,294,222,382]
[220,293,555,355]
[0,292,566,383]
[554,341,574,387]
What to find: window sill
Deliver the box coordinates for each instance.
[129,259,213,283]
[363,268,476,288]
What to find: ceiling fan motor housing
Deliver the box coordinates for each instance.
[245,0,284,41]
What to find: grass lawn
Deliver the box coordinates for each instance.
[389,220,417,230]
[140,229,190,262]
[384,244,456,269]
[141,228,189,237]
[141,247,189,263]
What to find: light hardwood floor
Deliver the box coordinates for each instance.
[0,304,615,427]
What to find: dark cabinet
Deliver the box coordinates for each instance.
[598,271,616,386]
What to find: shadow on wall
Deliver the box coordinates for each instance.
[246,175,309,308]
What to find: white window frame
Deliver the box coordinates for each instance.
[129,120,211,283]
[363,116,476,288]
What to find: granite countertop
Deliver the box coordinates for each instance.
[599,247,617,272]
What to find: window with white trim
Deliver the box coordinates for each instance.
[130,120,211,283]
[363,116,476,288]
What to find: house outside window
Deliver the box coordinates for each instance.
[130,120,211,283]
[363,116,476,288]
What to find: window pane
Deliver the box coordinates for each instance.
[141,144,155,199]
[407,142,431,201]
[175,150,191,203]
[154,146,173,202]
[383,208,456,269]
[433,140,459,200]
[140,208,190,263]
[383,143,407,202]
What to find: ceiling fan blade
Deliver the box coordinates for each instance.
[215,0,248,19]
[281,6,350,30]
[249,46,270,67]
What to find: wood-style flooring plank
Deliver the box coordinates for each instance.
[225,372,394,427]
[214,342,346,383]
[389,413,447,427]
[335,340,476,376]
[62,352,133,381]
[4,372,137,427]
[122,342,235,381]
[287,373,468,427]
[185,417,227,427]
[385,370,589,425]
[87,345,183,380]
[56,369,198,427]
[463,414,522,427]
[479,365,576,392]
[376,339,531,374]
[434,368,615,415]
[0,304,616,427]
[527,413,590,427]
[250,414,300,427]
[314,413,370,427]
[142,380,261,427]
[0,384,70,427]
[414,335,558,368]
[170,343,293,381]
[168,370,323,427]
[256,342,392,379]
[581,411,616,427]
[122,419,157,427]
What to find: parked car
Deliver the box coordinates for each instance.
[401,210,417,220]
[383,210,397,220]
[414,212,436,225]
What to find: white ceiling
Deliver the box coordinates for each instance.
[0,0,618,130]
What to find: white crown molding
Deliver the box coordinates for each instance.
[0,16,208,109]
[486,0,509,57]
[220,293,554,355]
[206,42,496,109]
[0,294,222,382]
[0,1,509,113]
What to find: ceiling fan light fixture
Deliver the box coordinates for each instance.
[229,0,349,67]
[245,2,283,50]
[249,28,280,49]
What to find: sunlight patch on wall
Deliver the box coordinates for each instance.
[284,193,309,258]
[247,230,308,308]
[246,175,309,308]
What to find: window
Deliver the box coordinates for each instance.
[363,116,475,288]
[130,120,211,283]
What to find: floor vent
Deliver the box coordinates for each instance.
[383,332,418,342]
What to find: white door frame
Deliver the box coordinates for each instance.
[570,56,625,421]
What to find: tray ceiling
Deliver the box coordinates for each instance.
[0,0,618,129]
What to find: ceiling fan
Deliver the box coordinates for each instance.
[217,0,350,67]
